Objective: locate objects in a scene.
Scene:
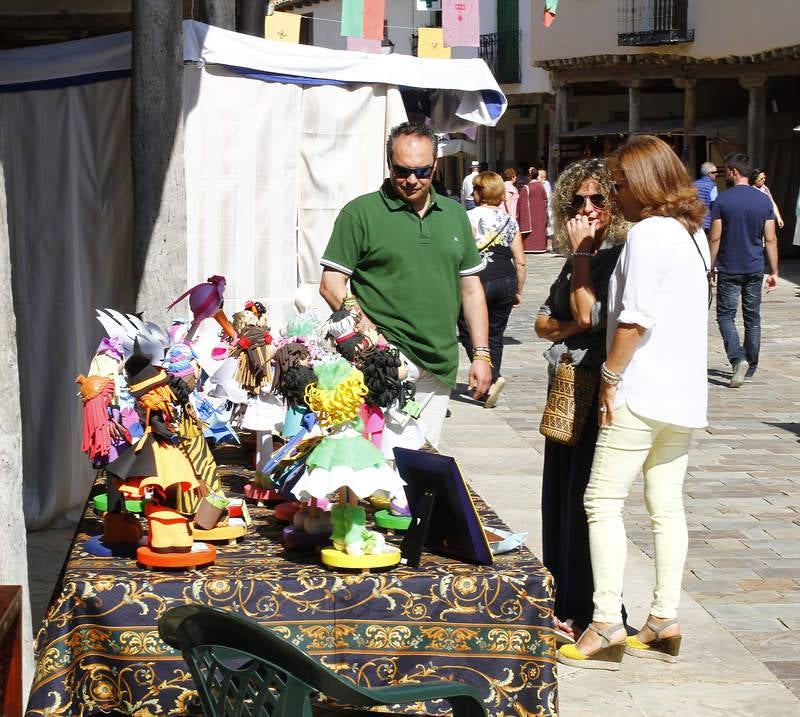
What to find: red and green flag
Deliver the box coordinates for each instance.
[341,0,385,41]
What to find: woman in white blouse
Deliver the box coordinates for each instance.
[558,135,709,670]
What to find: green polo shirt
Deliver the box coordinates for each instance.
[321,180,484,387]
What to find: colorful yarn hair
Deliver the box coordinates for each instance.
[77,375,115,461]
[165,344,195,378]
[304,359,367,428]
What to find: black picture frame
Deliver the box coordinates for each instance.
[393,448,493,567]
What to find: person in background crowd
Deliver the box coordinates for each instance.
[559,135,709,670]
[461,160,480,210]
[320,122,491,447]
[692,161,718,237]
[535,158,628,645]
[709,154,779,387]
[518,164,548,253]
[539,168,555,251]
[502,168,520,218]
[749,169,784,228]
[458,171,527,409]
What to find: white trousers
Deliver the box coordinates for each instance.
[584,403,693,623]
[413,367,451,449]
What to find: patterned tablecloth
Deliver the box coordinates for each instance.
[26,471,557,717]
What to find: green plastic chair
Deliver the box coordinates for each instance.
[159,604,488,717]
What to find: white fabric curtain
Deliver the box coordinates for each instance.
[0,79,135,529]
[183,66,407,327]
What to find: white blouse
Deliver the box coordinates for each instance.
[607,216,709,428]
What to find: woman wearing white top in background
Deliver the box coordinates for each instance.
[558,135,709,670]
[750,168,784,228]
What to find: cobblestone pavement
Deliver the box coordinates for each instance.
[479,252,800,700]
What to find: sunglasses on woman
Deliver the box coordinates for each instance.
[391,163,435,179]
[570,193,608,212]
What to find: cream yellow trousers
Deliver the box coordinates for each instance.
[584,403,693,623]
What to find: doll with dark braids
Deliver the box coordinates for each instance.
[272,342,317,438]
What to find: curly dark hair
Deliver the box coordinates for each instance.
[551,158,629,253]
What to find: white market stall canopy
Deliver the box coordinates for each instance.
[0,21,507,530]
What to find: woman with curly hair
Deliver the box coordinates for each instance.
[535,158,629,645]
[558,135,709,670]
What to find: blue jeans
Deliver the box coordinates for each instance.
[716,272,762,376]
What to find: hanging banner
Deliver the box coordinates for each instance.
[346,36,382,53]
[544,0,559,28]
[341,0,384,40]
[363,0,386,41]
[417,27,452,59]
[341,0,364,37]
[264,11,301,43]
[443,0,479,48]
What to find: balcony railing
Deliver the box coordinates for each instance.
[479,31,520,85]
[618,0,694,46]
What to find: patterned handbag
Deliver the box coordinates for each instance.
[539,359,599,446]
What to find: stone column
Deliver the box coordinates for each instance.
[675,78,697,175]
[548,82,568,181]
[201,0,235,29]
[486,126,497,169]
[622,80,644,135]
[740,76,767,166]
[0,122,32,700]
[238,0,264,36]
[131,1,187,324]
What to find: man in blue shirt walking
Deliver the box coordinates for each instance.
[709,153,779,388]
[693,161,719,236]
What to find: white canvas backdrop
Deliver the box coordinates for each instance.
[183,66,407,326]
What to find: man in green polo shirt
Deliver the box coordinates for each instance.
[320,122,491,447]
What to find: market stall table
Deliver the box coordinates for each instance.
[26,472,557,717]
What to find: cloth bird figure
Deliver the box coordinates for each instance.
[168,275,236,341]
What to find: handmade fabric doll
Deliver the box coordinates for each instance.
[168,275,236,341]
[326,309,371,362]
[291,359,403,556]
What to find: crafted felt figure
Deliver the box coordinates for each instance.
[76,375,117,464]
[326,309,371,362]
[167,275,236,341]
[290,359,404,559]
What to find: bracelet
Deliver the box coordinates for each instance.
[570,250,595,258]
[600,362,622,386]
[472,354,494,368]
[473,346,490,353]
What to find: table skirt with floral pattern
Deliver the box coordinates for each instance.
[26,473,557,717]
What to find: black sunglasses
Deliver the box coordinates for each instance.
[570,193,608,212]
[391,163,434,179]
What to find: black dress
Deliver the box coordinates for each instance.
[539,244,622,631]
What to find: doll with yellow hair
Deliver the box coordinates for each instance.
[289,358,403,564]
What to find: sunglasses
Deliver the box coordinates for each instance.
[391,163,434,179]
[570,193,608,212]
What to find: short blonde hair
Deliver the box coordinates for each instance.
[472,171,505,206]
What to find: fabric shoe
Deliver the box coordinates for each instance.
[483,377,506,409]
[729,359,749,388]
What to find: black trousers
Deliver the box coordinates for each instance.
[457,273,516,385]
